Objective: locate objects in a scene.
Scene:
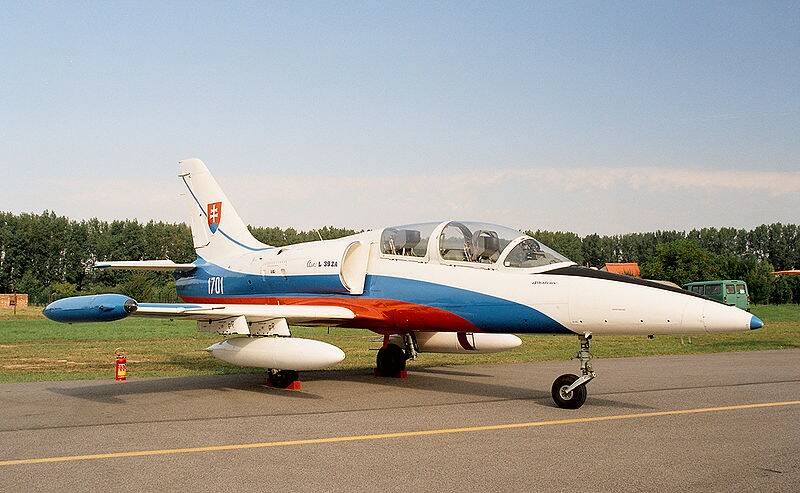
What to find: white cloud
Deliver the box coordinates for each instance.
[7,166,799,235]
[487,167,800,196]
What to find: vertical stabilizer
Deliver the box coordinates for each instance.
[178,158,269,259]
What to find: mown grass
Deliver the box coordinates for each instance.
[0,305,797,383]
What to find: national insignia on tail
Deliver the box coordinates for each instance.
[207,202,222,233]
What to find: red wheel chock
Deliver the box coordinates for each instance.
[374,368,408,379]
[266,375,303,390]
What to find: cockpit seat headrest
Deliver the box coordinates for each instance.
[473,231,500,259]
[392,229,421,250]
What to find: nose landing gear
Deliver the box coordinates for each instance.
[552,332,595,409]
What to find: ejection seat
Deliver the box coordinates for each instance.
[471,230,501,263]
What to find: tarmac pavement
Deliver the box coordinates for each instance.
[1,349,798,492]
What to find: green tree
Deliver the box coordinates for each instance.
[528,230,584,264]
[581,234,605,267]
[787,276,800,304]
[16,270,47,304]
[744,260,775,304]
[119,273,156,302]
[49,282,78,300]
[640,240,720,286]
[770,276,793,304]
[1,211,797,305]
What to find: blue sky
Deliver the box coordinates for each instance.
[1,1,798,234]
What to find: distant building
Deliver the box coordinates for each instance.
[0,294,28,309]
[601,262,641,277]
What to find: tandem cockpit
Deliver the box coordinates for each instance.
[379,221,573,271]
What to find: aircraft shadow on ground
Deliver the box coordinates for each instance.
[407,367,493,377]
[294,365,652,410]
[48,373,323,404]
[47,366,651,411]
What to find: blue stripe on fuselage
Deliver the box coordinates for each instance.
[176,261,570,334]
[365,275,569,334]
[176,259,351,296]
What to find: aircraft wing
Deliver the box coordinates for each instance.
[42,294,355,326]
[134,302,355,324]
[94,260,197,271]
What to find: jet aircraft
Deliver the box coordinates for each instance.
[44,159,763,409]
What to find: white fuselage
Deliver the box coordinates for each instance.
[176,223,758,336]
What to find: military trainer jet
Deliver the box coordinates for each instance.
[44,159,763,409]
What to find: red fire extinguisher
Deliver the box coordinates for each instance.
[114,348,127,382]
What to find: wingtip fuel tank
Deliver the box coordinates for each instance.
[43,294,138,323]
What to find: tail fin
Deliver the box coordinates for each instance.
[178,158,269,260]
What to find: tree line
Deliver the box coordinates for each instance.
[531,225,799,304]
[0,211,797,305]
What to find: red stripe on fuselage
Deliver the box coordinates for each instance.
[179,296,477,334]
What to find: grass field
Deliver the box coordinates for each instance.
[0,305,798,383]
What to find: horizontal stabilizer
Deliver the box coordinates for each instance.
[93,260,197,272]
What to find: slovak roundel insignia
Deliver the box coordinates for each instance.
[207,202,222,234]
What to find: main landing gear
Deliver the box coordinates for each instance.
[376,333,416,376]
[267,369,300,389]
[551,332,596,409]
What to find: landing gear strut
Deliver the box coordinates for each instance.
[551,332,595,409]
[376,333,416,376]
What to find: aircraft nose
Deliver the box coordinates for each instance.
[699,300,759,333]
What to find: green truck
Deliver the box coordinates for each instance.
[683,280,750,311]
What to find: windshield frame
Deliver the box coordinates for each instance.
[496,236,575,272]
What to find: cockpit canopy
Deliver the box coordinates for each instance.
[380,221,570,268]
[380,222,439,257]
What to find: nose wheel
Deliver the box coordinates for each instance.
[552,332,595,409]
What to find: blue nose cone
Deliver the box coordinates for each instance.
[749,315,764,330]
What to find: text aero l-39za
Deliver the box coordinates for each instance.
[43,159,763,409]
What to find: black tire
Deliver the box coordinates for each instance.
[269,369,299,388]
[376,344,407,376]
[551,373,587,409]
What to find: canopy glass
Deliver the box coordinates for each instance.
[381,221,571,268]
